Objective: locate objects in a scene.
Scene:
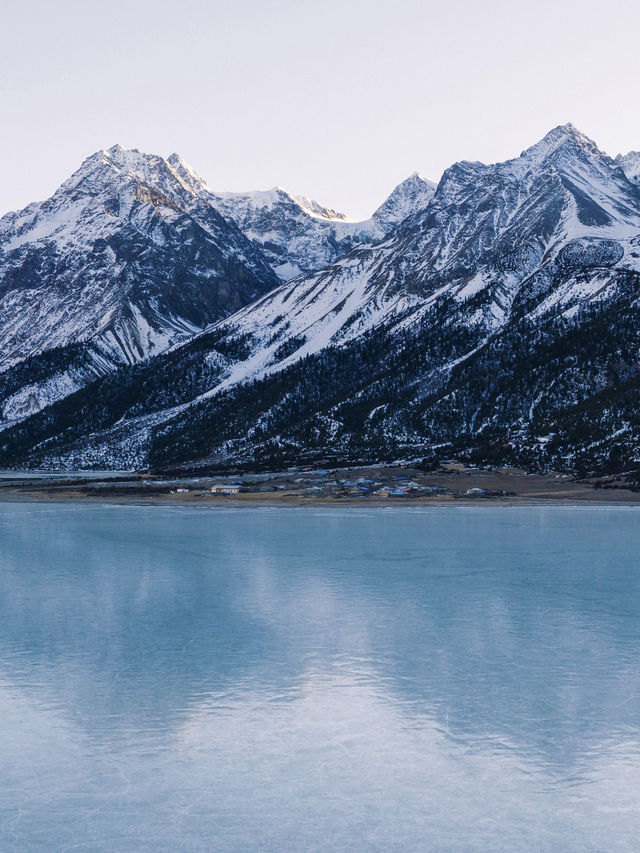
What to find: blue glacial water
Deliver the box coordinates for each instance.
[1,503,640,852]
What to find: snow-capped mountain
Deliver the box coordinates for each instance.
[369,172,436,234]
[207,173,436,280]
[206,186,369,280]
[3,124,640,475]
[0,144,278,421]
[179,123,640,390]
[617,151,640,186]
[0,144,436,426]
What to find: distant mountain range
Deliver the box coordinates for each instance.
[1,124,640,475]
[207,171,435,281]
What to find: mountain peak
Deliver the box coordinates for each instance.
[166,152,208,193]
[54,145,212,203]
[515,123,602,169]
[546,121,580,137]
[372,171,436,232]
[540,122,595,146]
[616,150,640,185]
[213,185,348,222]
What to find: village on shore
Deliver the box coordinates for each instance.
[171,465,513,500]
[1,461,638,504]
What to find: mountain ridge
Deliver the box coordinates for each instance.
[0,144,279,421]
[206,172,436,280]
[0,145,437,425]
[2,124,640,475]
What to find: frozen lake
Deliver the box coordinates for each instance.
[1,504,640,851]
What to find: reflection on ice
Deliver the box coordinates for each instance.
[1,505,640,850]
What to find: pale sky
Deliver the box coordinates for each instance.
[2,0,639,220]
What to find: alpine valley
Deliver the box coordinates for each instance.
[1,124,640,476]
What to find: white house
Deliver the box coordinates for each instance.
[210,484,242,495]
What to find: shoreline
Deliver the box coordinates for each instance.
[1,491,639,509]
[1,464,638,507]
